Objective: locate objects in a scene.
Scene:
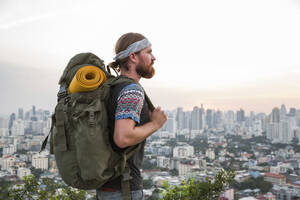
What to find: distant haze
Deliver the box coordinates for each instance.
[1,0,300,115]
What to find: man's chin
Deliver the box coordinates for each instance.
[143,67,155,79]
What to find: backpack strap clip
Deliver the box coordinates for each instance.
[64,96,71,105]
[122,167,132,181]
[57,86,68,100]
[88,111,95,126]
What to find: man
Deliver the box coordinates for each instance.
[96,33,167,200]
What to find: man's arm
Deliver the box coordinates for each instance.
[114,106,166,148]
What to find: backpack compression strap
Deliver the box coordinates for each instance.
[121,144,142,200]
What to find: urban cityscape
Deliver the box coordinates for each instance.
[1,104,300,199]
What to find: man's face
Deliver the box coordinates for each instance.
[135,47,156,79]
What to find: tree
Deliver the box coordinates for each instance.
[160,170,235,200]
[292,137,299,145]
[143,179,153,189]
[0,179,12,199]
[231,176,272,194]
[3,175,88,200]
[16,149,29,154]
[165,138,177,148]
[142,158,157,170]
[170,169,178,176]
[30,167,43,179]
[148,188,163,200]
[189,137,208,154]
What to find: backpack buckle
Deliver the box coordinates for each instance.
[88,111,95,126]
[122,165,132,181]
[122,171,132,181]
[64,96,70,105]
[58,86,68,99]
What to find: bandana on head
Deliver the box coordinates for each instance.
[113,38,152,61]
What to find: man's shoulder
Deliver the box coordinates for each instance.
[110,82,144,101]
[120,83,143,93]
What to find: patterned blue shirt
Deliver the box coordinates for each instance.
[115,83,144,123]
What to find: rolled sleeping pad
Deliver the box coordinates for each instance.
[68,65,107,94]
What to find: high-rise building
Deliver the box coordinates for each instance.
[250,111,255,120]
[257,113,267,131]
[32,153,49,170]
[173,145,194,158]
[156,156,170,169]
[42,110,50,121]
[271,107,280,123]
[0,128,9,136]
[25,111,30,120]
[237,109,245,122]
[0,117,9,128]
[9,113,16,130]
[18,108,24,120]
[31,121,44,134]
[32,105,36,116]
[206,109,213,128]
[184,111,191,130]
[295,128,300,143]
[205,148,216,160]
[176,107,184,130]
[200,107,205,129]
[178,160,197,177]
[289,108,297,117]
[279,121,293,143]
[11,119,25,136]
[0,155,16,170]
[213,110,222,128]
[200,104,205,114]
[225,110,235,124]
[191,106,201,130]
[165,114,176,133]
[266,123,279,141]
[3,144,16,155]
[280,104,287,116]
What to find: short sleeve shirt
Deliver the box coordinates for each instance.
[115,83,144,123]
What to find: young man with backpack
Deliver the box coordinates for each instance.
[96,32,167,200]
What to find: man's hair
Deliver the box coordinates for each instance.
[108,32,146,72]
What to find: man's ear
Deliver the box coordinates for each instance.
[128,52,138,64]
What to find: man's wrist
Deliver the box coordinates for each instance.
[150,120,160,131]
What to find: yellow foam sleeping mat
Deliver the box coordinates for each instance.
[68,65,107,94]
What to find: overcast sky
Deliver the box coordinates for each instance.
[1,0,300,116]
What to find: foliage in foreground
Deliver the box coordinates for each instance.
[1,175,87,200]
[2,170,235,200]
[160,170,235,200]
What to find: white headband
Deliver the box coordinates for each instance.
[113,38,152,61]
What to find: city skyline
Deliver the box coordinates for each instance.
[2,102,299,118]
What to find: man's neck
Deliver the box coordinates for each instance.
[120,70,141,82]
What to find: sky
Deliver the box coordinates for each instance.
[0,0,300,116]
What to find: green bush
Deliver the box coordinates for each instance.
[2,175,87,200]
[161,170,235,200]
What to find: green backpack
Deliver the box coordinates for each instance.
[41,52,154,200]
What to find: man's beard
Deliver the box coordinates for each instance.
[136,62,155,79]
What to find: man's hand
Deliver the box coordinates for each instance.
[150,106,167,129]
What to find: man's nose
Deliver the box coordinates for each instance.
[152,54,156,61]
